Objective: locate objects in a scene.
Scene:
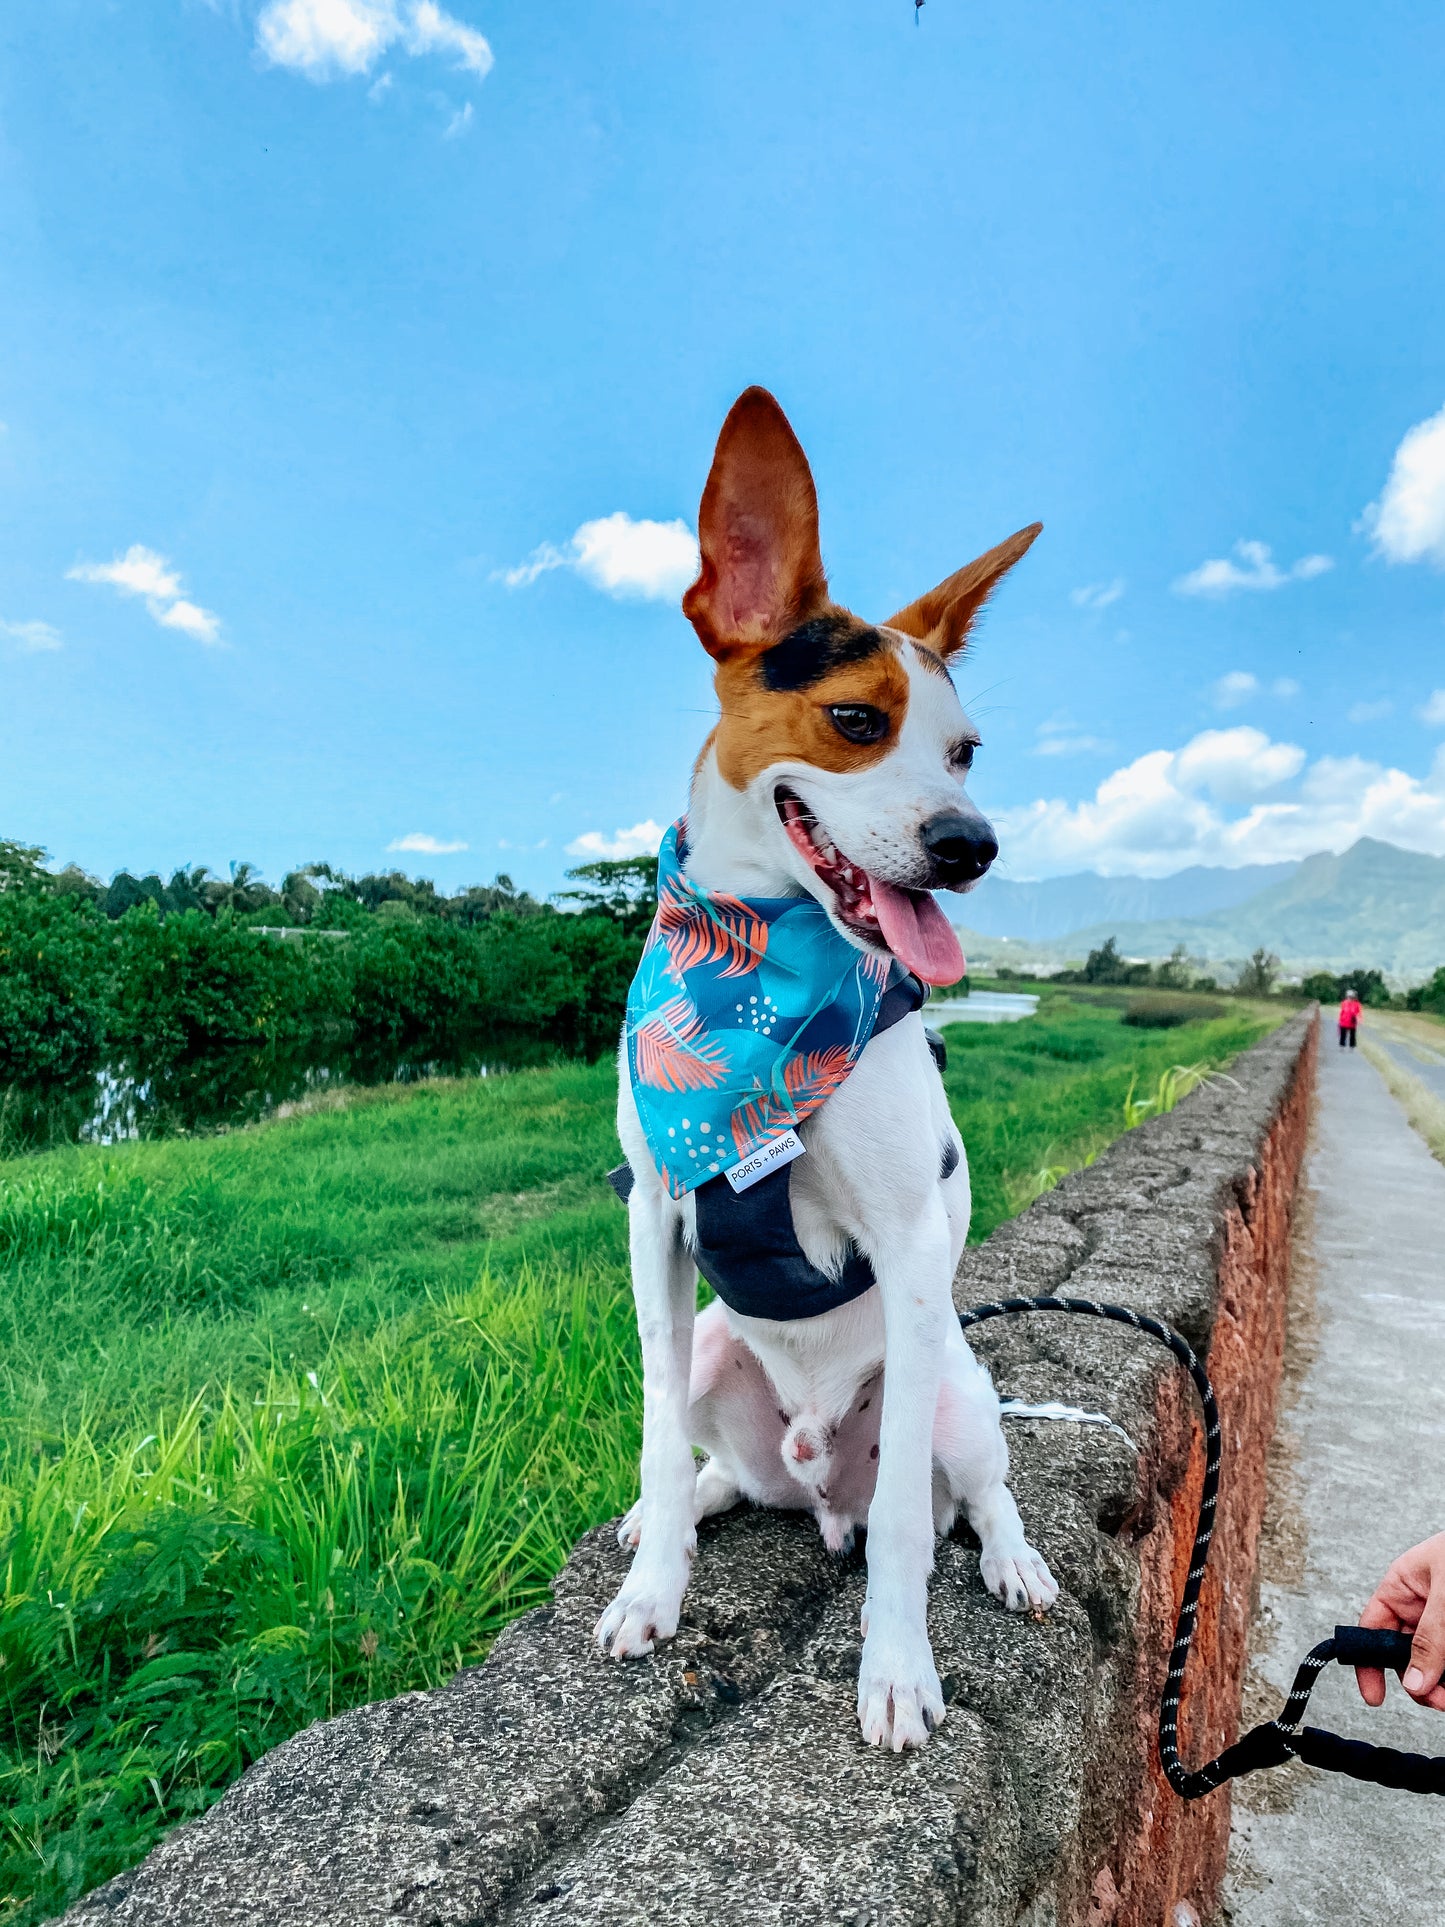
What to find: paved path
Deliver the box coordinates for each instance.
[1221,1038,1445,1923]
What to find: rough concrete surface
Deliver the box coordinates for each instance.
[60,1017,1317,1927]
[1221,1036,1445,1926]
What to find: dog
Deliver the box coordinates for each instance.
[597,386,1057,1752]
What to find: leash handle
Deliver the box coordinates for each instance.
[957,1295,1445,1800]
[1331,1625,1416,1674]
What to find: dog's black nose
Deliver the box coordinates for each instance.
[920,810,998,886]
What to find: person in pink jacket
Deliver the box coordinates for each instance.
[1338,989,1362,1049]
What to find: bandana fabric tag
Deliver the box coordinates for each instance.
[724,1128,806,1194]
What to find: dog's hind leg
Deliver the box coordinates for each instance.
[693,1456,741,1519]
[615,1455,741,1550]
[933,1326,1058,1614]
[615,1300,748,1551]
[596,1183,699,1659]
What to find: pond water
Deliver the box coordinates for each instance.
[3,996,1040,1155]
[929,990,1040,1025]
[1,1029,553,1152]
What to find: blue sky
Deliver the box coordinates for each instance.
[3,0,1445,892]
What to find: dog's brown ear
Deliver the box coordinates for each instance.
[682,388,830,661]
[886,523,1042,660]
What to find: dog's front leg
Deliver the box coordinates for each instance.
[858,1199,953,1750]
[596,1186,697,1659]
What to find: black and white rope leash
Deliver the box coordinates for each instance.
[957,1294,1445,1800]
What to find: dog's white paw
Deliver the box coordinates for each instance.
[615,1499,642,1551]
[856,1625,945,1751]
[980,1542,1059,1614]
[595,1556,690,1659]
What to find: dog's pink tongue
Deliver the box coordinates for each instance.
[868,877,966,986]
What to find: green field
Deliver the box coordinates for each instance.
[0,988,1274,1923]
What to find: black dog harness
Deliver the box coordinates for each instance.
[609,973,954,1322]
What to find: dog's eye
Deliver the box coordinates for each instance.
[827,703,888,744]
[952,740,977,772]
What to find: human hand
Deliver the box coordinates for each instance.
[1357,1532,1445,1711]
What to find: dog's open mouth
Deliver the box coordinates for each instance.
[775,788,965,987]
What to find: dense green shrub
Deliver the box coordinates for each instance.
[1299,967,1391,1007]
[477,914,636,1054]
[1405,966,1445,1016]
[1122,993,1227,1029]
[109,909,348,1057]
[0,890,112,1084]
[346,918,489,1042]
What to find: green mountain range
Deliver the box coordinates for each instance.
[958,839,1445,979]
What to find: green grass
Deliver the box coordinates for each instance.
[940,983,1275,1238]
[0,992,1275,1922]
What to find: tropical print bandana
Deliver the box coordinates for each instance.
[625,820,903,1199]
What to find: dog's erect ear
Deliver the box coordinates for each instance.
[682,388,830,661]
[886,523,1042,660]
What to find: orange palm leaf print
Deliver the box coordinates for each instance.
[632,994,731,1093]
[780,1046,854,1110]
[857,948,894,987]
[730,1090,776,1159]
[654,878,768,979]
[728,1048,855,1157]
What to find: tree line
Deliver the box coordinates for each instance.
[0,839,660,1099]
[1000,934,1445,1013]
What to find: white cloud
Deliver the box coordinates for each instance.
[1034,735,1110,757]
[1273,677,1301,698]
[406,0,492,74]
[1421,690,1445,727]
[256,0,492,83]
[1,618,63,653]
[1347,698,1393,725]
[501,513,699,602]
[67,544,223,646]
[388,832,469,854]
[69,545,181,601]
[500,542,567,589]
[1070,578,1125,611]
[257,0,394,75]
[156,598,222,644]
[1034,719,1110,756]
[566,819,665,861]
[1362,404,1445,567]
[995,728,1445,876]
[442,100,473,138]
[1173,726,1306,801]
[1212,670,1259,709]
[1174,540,1334,598]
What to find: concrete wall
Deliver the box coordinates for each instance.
[62,1013,1317,1927]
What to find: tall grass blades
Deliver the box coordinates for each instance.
[943,996,1270,1240]
[1,1261,639,1923]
